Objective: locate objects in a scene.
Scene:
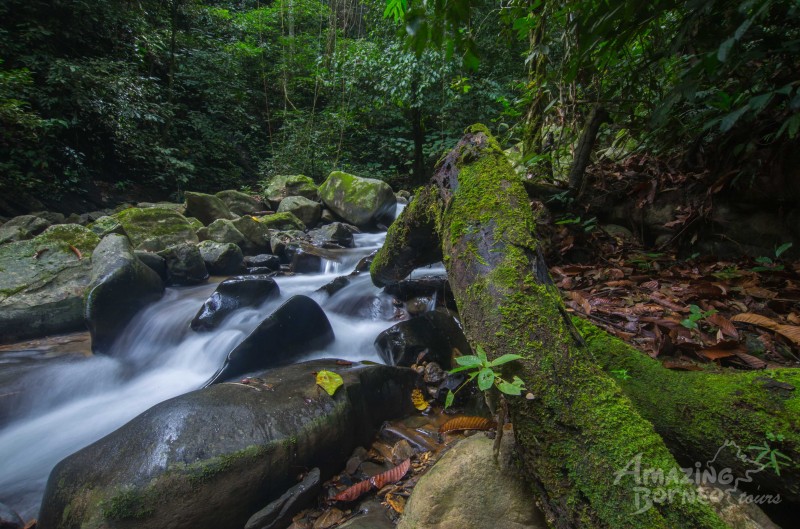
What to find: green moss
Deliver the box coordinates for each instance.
[257,211,305,231]
[35,224,100,255]
[102,487,156,521]
[185,444,268,485]
[113,207,197,249]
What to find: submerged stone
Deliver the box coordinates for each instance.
[191,275,280,332]
[374,310,471,369]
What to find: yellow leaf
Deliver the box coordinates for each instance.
[386,493,406,513]
[411,388,429,411]
[316,370,343,396]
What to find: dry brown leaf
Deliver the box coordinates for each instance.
[567,291,592,314]
[698,347,739,361]
[312,508,344,529]
[787,313,800,325]
[775,325,800,346]
[706,313,739,339]
[370,458,411,489]
[439,416,495,435]
[332,479,373,502]
[386,493,406,514]
[733,351,767,370]
[744,287,777,299]
[730,313,779,330]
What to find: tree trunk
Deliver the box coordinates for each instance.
[371,126,727,528]
[576,317,800,503]
[568,105,609,194]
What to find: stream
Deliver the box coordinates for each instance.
[0,214,443,519]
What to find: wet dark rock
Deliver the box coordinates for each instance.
[84,234,165,354]
[245,267,277,276]
[184,191,237,226]
[405,296,435,316]
[38,360,417,529]
[157,243,209,286]
[316,276,350,297]
[423,362,446,385]
[205,295,334,384]
[374,310,472,369]
[383,275,452,302]
[307,222,360,249]
[351,251,376,275]
[191,275,280,332]
[198,240,244,275]
[285,245,322,274]
[270,230,307,260]
[244,254,281,271]
[0,502,25,529]
[245,468,321,529]
[134,251,167,282]
[31,210,66,225]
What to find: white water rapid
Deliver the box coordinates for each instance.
[0,210,443,519]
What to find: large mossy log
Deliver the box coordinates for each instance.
[577,318,800,503]
[371,126,727,528]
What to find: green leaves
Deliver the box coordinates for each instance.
[445,345,526,408]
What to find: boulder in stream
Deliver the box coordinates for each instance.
[113,207,198,252]
[318,171,396,229]
[38,360,418,529]
[215,190,265,216]
[197,240,244,275]
[262,174,319,208]
[374,310,472,369]
[84,234,165,354]
[157,243,209,286]
[0,214,51,244]
[191,275,280,332]
[0,225,100,343]
[184,191,237,226]
[205,295,334,384]
[277,196,321,228]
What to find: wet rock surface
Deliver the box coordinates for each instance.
[38,360,418,529]
[191,275,280,332]
[374,310,471,369]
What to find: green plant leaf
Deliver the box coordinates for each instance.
[477,368,495,391]
[455,355,483,367]
[476,345,488,363]
[497,381,522,395]
[489,353,524,367]
[316,370,344,396]
[776,242,793,258]
[449,365,477,374]
[444,389,455,409]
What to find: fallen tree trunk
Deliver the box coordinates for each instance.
[576,318,800,503]
[371,125,727,528]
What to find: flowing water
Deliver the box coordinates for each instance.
[0,211,443,519]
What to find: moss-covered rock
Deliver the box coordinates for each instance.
[257,212,306,232]
[38,360,418,529]
[215,190,265,216]
[87,216,128,239]
[84,234,164,354]
[318,171,396,229]
[186,217,204,232]
[137,202,187,216]
[277,196,321,227]
[113,207,199,252]
[0,214,51,244]
[0,224,100,343]
[157,243,209,286]
[184,191,237,226]
[261,174,318,208]
[197,241,244,276]
[232,216,274,255]
[197,219,246,247]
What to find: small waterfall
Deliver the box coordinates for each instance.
[0,228,407,519]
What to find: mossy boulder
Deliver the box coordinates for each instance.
[0,214,51,244]
[113,207,199,252]
[262,174,318,208]
[157,243,209,286]
[87,216,128,239]
[197,241,244,276]
[215,190,265,216]
[0,225,100,343]
[232,216,275,255]
[136,202,187,216]
[307,222,360,249]
[184,191,237,226]
[186,217,204,232]
[38,360,418,529]
[257,212,306,232]
[270,230,307,259]
[277,196,321,227]
[318,171,396,229]
[84,234,165,354]
[197,219,246,247]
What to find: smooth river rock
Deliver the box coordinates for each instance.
[318,171,396,229]
[191,275,280,332]
[38,360,418,529]
[204,295,334,384]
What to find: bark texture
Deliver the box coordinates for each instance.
[371,125,727,528]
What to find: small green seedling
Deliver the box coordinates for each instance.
[747,432,793,476]
[752,242,793,272]
[445,345,526,409]
[681,304,716,330]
